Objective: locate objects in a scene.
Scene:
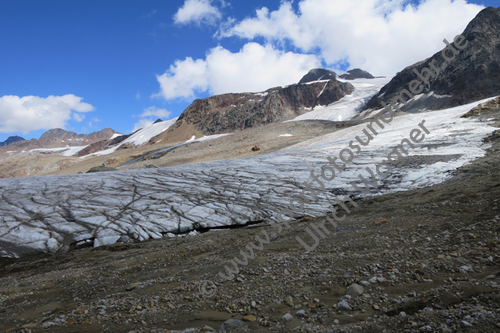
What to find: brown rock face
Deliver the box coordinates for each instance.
[154,77,354,143]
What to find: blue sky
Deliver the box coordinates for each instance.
[0,0,496,142]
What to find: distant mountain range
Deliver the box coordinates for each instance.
[0,128,119,151]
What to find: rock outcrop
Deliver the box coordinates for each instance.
[364,7,500,111]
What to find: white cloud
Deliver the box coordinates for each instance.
[0,94,94,134]
[155,57,209,100]
[154,43,320,100]
[132,106,172,133]
[73,113,85,122]
[174,0,222,25]
[132,118,154,133]
[139,106,172,118]
[218,0,484,75]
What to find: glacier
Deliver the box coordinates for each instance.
[0,95,498,258]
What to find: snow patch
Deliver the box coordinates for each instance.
[110,133,123,140]
[86,117,178,157]
[290,77,392,122]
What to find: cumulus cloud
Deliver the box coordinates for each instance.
[132,106,173,133]
[154,43,320,100]
[155,57,209,100]
[0,94,94,134]
[174,0,222,25]
[218,0,484,75]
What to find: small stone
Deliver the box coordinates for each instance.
[399,311,407,317]
[359,281,370,287]
[219,319,248,332]
[437,254,445,259]
[337,300,351,311]
[346,283,364,297]
[295,309,306,317]
[251,301,257,308]
[283,313,293,321]
[374,218,388,225]
[460,320,473,328]
[243,315,256,322]
[74,306,89,315]
[373,305,380,310]
[440,311,450,317]
[285,296,294,307]
[459,265,473,273]
[126,283,140,291]
[22,323,38,328]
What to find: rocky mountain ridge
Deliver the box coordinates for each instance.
[0,128,119,152]
[365,6,500,111]
[151,71,355,143]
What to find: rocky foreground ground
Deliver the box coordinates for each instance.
[1,111,500,332]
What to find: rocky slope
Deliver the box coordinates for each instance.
[365,6,500,111]
[150,72,354,143]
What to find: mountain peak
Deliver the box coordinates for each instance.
[339,68,375,80]
[39,128,73,140]
[0,135,25,147]
[298,68,338,84]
